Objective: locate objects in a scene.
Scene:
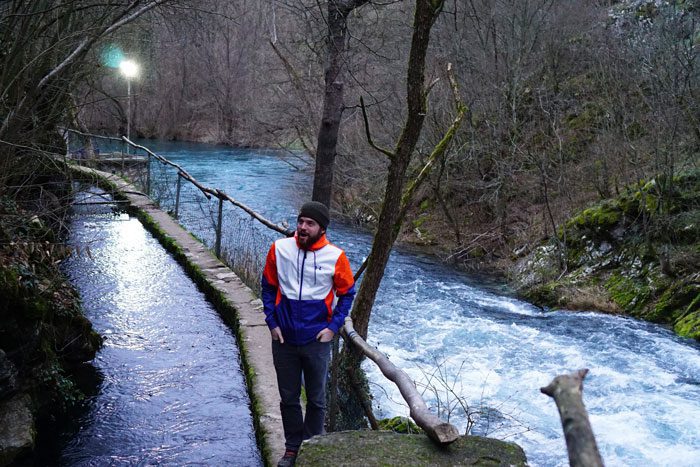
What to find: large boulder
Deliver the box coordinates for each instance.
[0,394,35,466]
[297,431,527,466]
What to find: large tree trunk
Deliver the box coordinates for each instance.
[312,0,368,207]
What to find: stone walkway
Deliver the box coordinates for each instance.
[72,166,283,465]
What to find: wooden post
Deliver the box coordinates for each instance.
[328,335,340,431]
[541,369,604,467]
[215,196,223,257]
[120,140,125,174]
[174,173,182,219]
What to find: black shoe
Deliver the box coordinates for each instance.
[277,450,298,467]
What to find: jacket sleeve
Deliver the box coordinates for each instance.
[329,251,355,334]
[261,242,279,330]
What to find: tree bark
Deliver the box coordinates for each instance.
[350,0,444,339]
[333,0,462,432]
[312,0,369,207]
[541,369,604,467]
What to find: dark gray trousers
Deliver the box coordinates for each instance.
[271,339,331,451]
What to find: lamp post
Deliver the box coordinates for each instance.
[119,59,139,148]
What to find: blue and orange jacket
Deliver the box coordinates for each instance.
[261,233,355,345]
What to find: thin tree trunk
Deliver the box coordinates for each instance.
[334,1,468,432]
[350,0,443,339]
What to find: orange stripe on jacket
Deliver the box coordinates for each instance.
[334,252,354,295]
[324,291,334,322]
[263,243,282,306]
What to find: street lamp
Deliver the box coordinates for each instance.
[119,59,139,147]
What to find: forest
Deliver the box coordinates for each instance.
[70,0,699,271]
[1,0,697,269]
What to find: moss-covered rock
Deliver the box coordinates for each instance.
[513,169,700,340]
[377,416,423,435]
[645,277,700,324]
[604,273,651,313]
[566,199,622,234]
[674,309,700,340]
[297,431,527,466]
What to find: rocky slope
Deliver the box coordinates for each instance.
[512,169,700,340]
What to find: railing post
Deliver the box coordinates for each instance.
[174,173,182,219]
[215,196,223,258]
[120,141,125,175]
[145,153,151,196]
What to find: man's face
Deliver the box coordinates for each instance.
[297,216,324,249]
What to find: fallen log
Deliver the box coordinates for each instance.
[342,317,460,445]
[541,369,603,467]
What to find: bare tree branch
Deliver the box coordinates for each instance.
[360,96,395,159]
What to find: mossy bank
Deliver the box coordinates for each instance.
[512,169,700,340]
[0,165,102,465]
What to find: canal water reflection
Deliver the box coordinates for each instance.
[60,188,261,466]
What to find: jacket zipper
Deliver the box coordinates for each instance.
[299,250,307,300]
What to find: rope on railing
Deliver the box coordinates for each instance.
[65,128,122,142]
[121,136,294,238]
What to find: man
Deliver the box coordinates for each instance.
[261,201,356,467]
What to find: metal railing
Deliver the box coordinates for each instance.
[65,130,294,259]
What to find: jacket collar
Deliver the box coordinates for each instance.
[294,232,329,251]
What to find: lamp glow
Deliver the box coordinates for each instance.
[119,59,139,78]
[119,59,138,149]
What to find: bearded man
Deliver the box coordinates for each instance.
[261,201,356,467]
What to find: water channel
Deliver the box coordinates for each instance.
[66,140,700,466]
[60,188,262,465]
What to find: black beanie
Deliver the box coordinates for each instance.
[298,201,330,230]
